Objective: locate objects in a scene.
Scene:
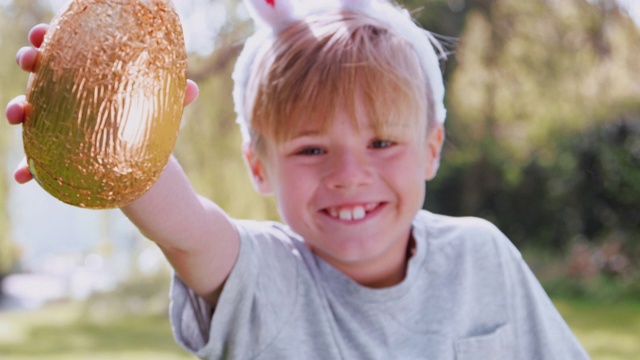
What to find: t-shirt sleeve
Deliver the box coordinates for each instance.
[170,275,214,351]
[491,226,590,359]
[169,220,300,359]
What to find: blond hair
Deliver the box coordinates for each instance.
[240,10,435,152]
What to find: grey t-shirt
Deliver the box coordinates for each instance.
[170,210,589,359]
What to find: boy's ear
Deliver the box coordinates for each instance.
[242,142,273,195]
[424,124,445,181]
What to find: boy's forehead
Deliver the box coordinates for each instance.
[279,106,425,142]
[286,104,366,136]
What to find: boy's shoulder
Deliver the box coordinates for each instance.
[416,210,505,239]
[415,210,516,258]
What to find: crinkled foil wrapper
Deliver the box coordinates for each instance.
[24,0,187,209]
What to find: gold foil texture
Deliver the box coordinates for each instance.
[24,0,187,208]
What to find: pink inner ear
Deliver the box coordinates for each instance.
[266,0,275,7]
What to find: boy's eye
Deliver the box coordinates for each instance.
[370,139,395,149]
[297,147,325,156]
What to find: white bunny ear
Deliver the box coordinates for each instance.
[243,0,296,30]
[339,0,372,12]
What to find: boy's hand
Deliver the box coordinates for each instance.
[5,23,199,184]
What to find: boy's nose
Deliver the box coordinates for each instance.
[325,151,373,190]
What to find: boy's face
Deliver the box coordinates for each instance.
[244,101,444,284]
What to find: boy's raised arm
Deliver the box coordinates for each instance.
[7,24,240,306]
[122,156,240,305]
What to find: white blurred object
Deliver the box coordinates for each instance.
[1,273,65,309]
[137,246,167,276]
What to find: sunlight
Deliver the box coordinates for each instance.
[43,0,232,55]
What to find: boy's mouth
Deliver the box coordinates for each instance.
[325,203,380,221]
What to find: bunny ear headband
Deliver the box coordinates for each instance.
[233,0,447,141]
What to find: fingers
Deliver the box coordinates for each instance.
[16,24,48,73]
[14,158,33,184]
[28,23,49,48]
[7,105,33,184]
[9,24,48,124]
[9,25,45,185]
[16,47,39,73]
[184,79,199,107]
[5,95,28,125]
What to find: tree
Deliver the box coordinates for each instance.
[429,0,640,250]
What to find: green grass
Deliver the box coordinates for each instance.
[0,302,193,360]
[1,298,639,359]
[553,299,640,360]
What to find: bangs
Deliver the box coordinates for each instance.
[247,11,429,150]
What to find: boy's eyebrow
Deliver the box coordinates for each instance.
[290,129,323,138]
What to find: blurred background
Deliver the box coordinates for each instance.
[0,0,639,358]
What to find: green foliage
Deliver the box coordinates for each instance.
[429,112,640,254]
[426,0,640,256]
[558,115,640,241]
[449,0,640,161]
[546,275,640,303]
[402,0,471,37]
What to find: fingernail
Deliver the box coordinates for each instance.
[16,47,26,66]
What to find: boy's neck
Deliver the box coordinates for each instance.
[322,234,416,289]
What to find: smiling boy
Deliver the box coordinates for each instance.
[6,0,589,359]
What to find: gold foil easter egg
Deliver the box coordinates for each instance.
[23,0,187,209]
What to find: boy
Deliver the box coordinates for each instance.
[6,0,589,358]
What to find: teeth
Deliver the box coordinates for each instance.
[339,208,352,221]
[330,204,371,221]
[352,206,365,220]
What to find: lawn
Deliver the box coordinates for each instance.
[553,299,640,360]
[0,302,193,360]
[0,298,639,359]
